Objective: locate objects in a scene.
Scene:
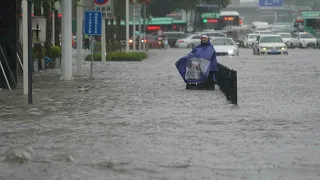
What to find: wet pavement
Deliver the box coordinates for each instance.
[0,48,320,179]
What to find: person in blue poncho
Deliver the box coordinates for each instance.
[199,34,217,89]
[189,34,218,89]
[175,34,218,90]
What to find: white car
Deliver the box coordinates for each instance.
[211,37,239,56]
[253,30,275,35]
[252,35,288,55]
[277,33,299,48]
[175,34,203,48]
[292,32,317,48]
[244,34,258,48]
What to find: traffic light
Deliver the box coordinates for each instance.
[203,19,207,23]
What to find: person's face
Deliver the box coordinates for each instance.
[201,37,208,43]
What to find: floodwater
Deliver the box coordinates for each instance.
[0,48,320,180]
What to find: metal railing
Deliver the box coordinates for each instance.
[216,63,237,105]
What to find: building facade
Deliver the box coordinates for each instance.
[0,0,18,89]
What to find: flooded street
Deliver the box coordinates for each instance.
[1,48,320,179]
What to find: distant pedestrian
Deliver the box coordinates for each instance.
[84,35,90,50]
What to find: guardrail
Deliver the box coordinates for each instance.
[215,63,237,105]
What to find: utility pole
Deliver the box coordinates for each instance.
[22,0,28,95]
[133,3,136,51]
[76,0,83,75]
[61,0,73,80]
[27,0,33,104]
[143,2,146,51]
[126,0,129,52]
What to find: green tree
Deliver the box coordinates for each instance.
[147,0,232,17]
[147,0,176,17]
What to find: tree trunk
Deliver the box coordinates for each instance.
[54,9,60,46]
[185,9,188,33]
[43,1,53,68]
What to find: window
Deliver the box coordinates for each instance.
[217,33,226,37]
[147,35,156,41]
[207,33,225,37]
[298,22,304,29]
[306,19,316,28]
[260,36,283,43]
[300,33,314,38]
[224,39,234,45]
[249,34,258,39]
[279,34,291,38]
[191,36,201,39]
[317,19,320,33]
[211,39,234,45]
[260,31,275,35]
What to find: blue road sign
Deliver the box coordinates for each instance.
[84,11,102,35]
[259,0,283,8]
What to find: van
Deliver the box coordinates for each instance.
[252,21,269,30]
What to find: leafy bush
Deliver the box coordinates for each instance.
[85,52,147,61]
[52,45,62,58]
[32,45,45,60]
[95,42,101,52]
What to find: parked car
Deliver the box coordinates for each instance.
[292,32,317,48]
[252,34,288,55]
[211,37,239,56]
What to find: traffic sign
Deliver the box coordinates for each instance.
[259,0,283,8]
[94,0,114,19]
[84,11,102,35]
[94,0,108,5]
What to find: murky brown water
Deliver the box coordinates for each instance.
[1,49,320,179]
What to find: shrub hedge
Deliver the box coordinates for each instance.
[85,52,147,61]
[95,41,122,52]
